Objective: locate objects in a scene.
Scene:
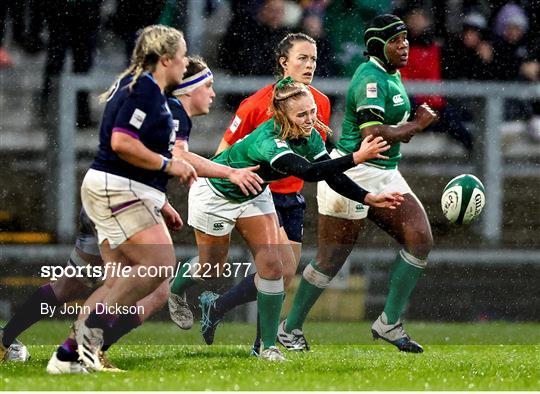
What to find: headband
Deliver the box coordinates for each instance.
[172,68,213,95]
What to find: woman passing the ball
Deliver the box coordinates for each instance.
[184,78,401,361]
[278,14,438,353]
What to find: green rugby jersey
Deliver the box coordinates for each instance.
[336,58,411,169]
[208,118,327,203]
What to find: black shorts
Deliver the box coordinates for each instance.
[271,192,306,243]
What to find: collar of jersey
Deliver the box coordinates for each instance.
[142,71,158,85]
[369,57,388,73]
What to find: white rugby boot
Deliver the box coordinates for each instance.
[168,292,194,330]
[46,351,88,374]
[73,320,104,371]
[371,313,424,353]
[259,346,287,362]
[277,320,310,351]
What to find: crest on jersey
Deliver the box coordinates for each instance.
[129,108,146,129]
[229,115,242,133]
[366,83,378,98]
[274,139,288,148]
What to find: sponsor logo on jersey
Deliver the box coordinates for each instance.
[213,222,225,231]
[366,83,378,98]
[129,108,147,129]
[229,115,242,133]
[274,139,288,148]
[392,94,404,106]
[154,206,161,217]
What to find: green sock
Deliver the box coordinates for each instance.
[383,251,425,324]
[257,286,284,349]
[170,258,197,296]
[285,261,331,332]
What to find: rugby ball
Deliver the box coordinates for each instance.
[441,174,485,225]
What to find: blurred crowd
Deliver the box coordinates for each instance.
[1,0,539,144]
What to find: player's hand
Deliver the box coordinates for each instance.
[364,191,404,209]
[228,165,264,196]
[414,104,438,130]
[161,201,183,231]
[353,135,390,164]
[167,158,198,187]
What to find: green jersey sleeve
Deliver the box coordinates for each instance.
[354,75,388,128]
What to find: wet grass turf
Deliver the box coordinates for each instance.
[1,321,539,390]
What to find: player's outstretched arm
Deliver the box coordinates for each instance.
[174,150,263,196]
[271,152,403,209]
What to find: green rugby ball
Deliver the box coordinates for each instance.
[441,174,486,224]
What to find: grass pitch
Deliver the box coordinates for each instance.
[1,320,539,390]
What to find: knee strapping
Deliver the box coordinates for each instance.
[400,249,428,268]
[68,248,96,288]
[303,262,332,288]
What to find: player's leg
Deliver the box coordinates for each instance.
[76,224,175,371]
[199,216,294,345]
[368,192,433,353]
[278,214,364,350]
[50,275,171,374]
[237,214,286,360]
[168,230,230,330]
[169,179,234,329]
[2,246,100,363]
[198,191,291,353]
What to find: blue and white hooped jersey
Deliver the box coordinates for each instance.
[91,72,175,192]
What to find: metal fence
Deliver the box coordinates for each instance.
[52,74,540,245]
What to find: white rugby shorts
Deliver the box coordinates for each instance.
[317,149,413,219]
[81,169,166,248]
[188,178,276,236]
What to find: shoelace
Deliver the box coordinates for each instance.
[176,298,192,314]
[388,323,409,339]
[290,331,308,348]
[200,298,220,333]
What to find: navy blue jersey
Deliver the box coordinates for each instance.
[168,97,192,142]
[91,73,175,192]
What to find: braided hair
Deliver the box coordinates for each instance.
[100,25,184,101]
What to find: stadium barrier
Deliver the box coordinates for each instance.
[51,74,540,245]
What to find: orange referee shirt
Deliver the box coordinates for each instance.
[222,84,331,194]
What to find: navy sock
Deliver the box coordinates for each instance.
[85,310,116,331]
[214,273,257,317]
[102,313,142,351]
[2,284,59,347]
[56,338,78,362]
